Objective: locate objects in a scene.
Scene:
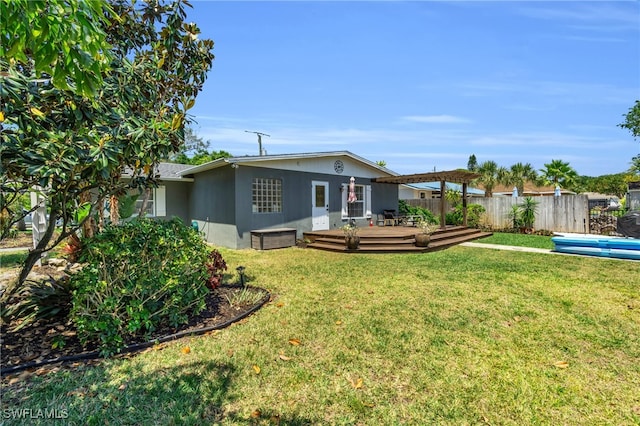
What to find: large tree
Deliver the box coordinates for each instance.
[539,159,579,191]
[619,100,640,138]
[1,0,215,294]
[577,173,631,198]
[171,126,232,165]
[467,154,478,172]
[619,100,640,175]
[0,0,114,98]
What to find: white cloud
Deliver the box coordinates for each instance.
[516,3,640,31]
[401,115,471,124]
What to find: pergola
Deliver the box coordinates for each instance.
[372,170,481,229]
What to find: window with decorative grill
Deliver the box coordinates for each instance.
[252,178,282,213]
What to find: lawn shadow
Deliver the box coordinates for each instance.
[2,358,314,425]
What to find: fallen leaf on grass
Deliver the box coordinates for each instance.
[181,346,191,354]
[118,384,127,391]
[335,320,343,325]
[279,354,292,361]
[288,338,301,346]
[554,361,569,368]
[349,377,364,389]
[276,302,284,308]
[253,365,261,374]
[251,409,261,418]
[152,343,168,351]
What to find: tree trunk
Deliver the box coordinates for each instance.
[79,191,94,238]
[110,195,120,224]
[138,188,151,218]
[2,214,58,304]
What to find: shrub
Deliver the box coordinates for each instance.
[206,249,227,290]
[398,200,439,224]
[69,218,217,356]
[1,277,74,331]
[445,204,486,228]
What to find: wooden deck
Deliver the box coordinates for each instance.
[303,225,492,253]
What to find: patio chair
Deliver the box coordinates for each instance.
[376,213,385,227]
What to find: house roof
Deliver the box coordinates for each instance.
[156,162,194,181]
[178,151,398,177]
[372,170,480,185]
[403,181,485,195]
[583,192,619,201]
[122,162,194,182]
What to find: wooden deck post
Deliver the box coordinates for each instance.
[440,180,446,229]
[462,182,468,227]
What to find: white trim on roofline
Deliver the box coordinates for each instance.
[178,151,399,177]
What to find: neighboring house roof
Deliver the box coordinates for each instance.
[480,182,574,196]
[179,151,398,177]
[373,170,479,185]
[583,192,619,201]
[402,181,485,196]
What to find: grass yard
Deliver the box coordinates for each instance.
[2,245,639,425]
[474,232,555,250]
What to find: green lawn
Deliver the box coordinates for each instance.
[474,232,555,249]
[2,246,639,425]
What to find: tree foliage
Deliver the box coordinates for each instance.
[502,162,538,196]
[619,100,640,139]
[467,154,478,172]
[539,159,579,191]
[0,0,114,97]
[619,101,640,176]
[577,173,632,198]
[0,0,215,293]
[473,160,504,197]
[171,126,232,165]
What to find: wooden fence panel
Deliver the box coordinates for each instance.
[402,195,589,233]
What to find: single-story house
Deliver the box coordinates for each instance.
[144,151,400,249]
[399,182,485,199]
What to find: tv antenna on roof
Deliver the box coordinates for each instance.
[244,130,270,156]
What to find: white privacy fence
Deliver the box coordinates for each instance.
[403,195,590,233]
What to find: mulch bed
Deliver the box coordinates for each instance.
[1,285,269,381]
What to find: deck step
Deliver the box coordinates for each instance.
[305,227,492,254]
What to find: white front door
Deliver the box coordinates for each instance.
[312,180,329,231]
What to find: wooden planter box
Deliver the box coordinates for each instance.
[251,228,296,250]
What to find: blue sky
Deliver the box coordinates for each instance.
[185,1,639,177]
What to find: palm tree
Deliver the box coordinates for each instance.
[474,161,504,197]
[503,162,537,196]
[539,159,578,190]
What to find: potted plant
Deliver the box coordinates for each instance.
[414,219,437,247]
[342,223,360,250]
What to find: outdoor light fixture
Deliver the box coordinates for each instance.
[236,266,246,286]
